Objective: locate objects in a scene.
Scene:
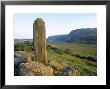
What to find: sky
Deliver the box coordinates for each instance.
[14,13,97,39]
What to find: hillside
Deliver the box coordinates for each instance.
[47,28,97,44]
[14,41,97,76]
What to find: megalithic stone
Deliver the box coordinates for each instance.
[33,18,47,65]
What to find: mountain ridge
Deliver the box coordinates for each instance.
[47,28,97,44]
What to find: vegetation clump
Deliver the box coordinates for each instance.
[14,41,34,52]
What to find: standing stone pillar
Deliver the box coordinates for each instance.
[33,18,47,65]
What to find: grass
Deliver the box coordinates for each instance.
[47,50,96,76]
[47,42,97,76]
[47,42,97,61]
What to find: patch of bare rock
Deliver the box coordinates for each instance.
[14,51,80,76]
[19,61,53,76]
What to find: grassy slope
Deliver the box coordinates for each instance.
[47,42,97,76]
[47,42,97,61]
[14,41,97,76]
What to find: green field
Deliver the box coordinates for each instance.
[14,41,97,76]
[47,42,97,76]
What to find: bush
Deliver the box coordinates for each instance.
[14,42,34,52]
[63,49,72,54]
[47,45,63,55]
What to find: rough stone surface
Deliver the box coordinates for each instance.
[14,52,28,76]
[49,60,68,70]
[19,61,53,76]
[14,52,28,66]
[15,51,34,62]
[33,18,47,64]
[49,60,69,75]
[64,67,80,76]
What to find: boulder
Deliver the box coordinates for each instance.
[49,60,68,70]
[64,67,80,76]
[14,52,28,66]
[49,60,69,75]
[15,51,34,62]
[19,61,53,76]
[14,52,28,76]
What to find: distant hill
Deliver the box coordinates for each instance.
[47,28,97,44]
[47,35,67,43]
[15,28,97,44]
[14,39,33,44]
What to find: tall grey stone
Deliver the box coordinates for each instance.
[33,18,47,64]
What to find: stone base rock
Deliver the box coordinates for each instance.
[49,60,69,75]
[49,60,68,70]
[63,67,80,76]
[19,61,53,76]
[14,52,28,66]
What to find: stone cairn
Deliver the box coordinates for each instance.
[33,18,48,65]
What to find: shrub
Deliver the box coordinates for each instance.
[47,45,63,55]
[63,49,72,54]
[14,42,34,52]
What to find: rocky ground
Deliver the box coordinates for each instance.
[14,51,80,76]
